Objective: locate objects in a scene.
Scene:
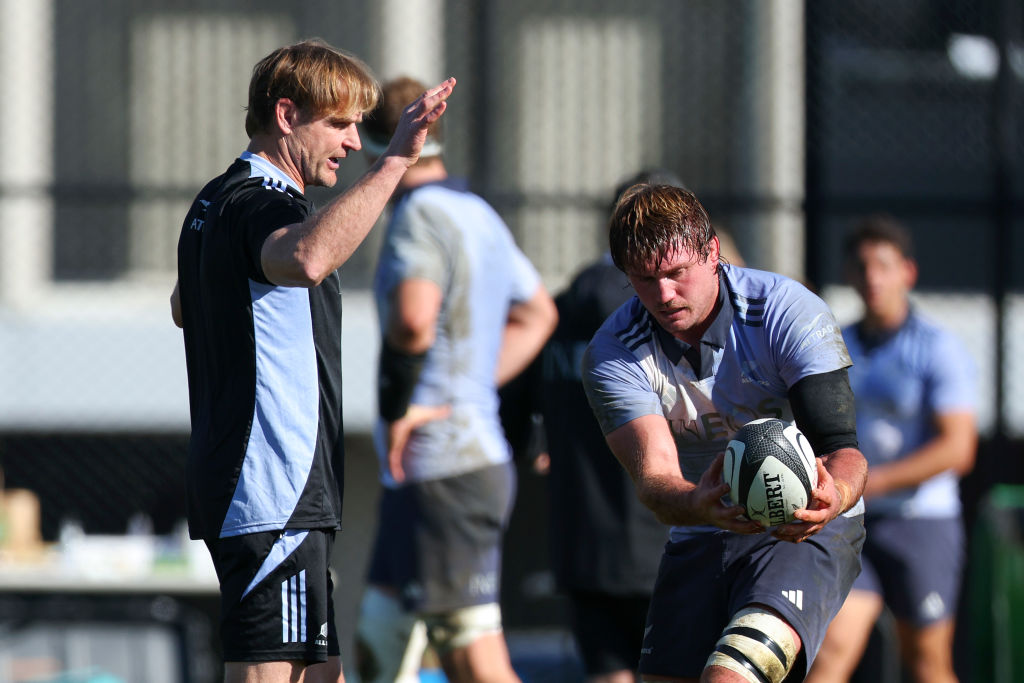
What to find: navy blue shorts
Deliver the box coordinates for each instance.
[638,514,864,680]
[367,461,516,614]
[854,515,964,626]
[205,529,340,663]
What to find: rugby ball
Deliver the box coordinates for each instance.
[723,418,818,527]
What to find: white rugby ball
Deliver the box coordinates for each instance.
[723,418,818,527]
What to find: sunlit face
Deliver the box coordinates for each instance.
[848,240,916,325]
[287,110,363,189]
[626,237,720,344]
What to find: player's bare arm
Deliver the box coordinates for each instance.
[495,284,558,387]
[863,410,976,498]
[262,78,456,287]
[388,278,443,354]
[605,415,762,533]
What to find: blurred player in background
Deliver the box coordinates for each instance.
[171,40,454,683]
[354,76,557,683]
[582,184,867,682]
[806,216,977,683]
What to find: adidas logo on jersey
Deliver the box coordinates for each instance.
[781,589,804,610]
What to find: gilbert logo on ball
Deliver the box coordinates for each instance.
[723,418,818,527]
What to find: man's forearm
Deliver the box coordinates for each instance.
[637,473,701,526]
[495,288,557,386]
[261,155,410,287]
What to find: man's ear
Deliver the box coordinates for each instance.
[274,98,300,135]
[708,234,721,267]
[905,257,919,290]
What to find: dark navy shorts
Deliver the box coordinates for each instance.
[205,529,340,663]
[638,514,865,680]
[854,515,964,626]
[367,461,516,614]
[568,590,651,676]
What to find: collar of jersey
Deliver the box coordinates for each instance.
[394,176,470,205]
[854,304,916,352]
[239,151,303,194]
[652,269,732,367]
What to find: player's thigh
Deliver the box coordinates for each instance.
[303,655,344,683]
[223,656,343,683]
[895,616,957,675]
[223,660,303,682]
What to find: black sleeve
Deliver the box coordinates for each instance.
[240,189,309,283]
[377,341,427,421]
[788,368,859,455]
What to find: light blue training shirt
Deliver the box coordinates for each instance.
[373,179,541,486]
[843,309,976,518]
[583,265,858,541]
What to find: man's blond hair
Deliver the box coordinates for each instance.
[245,38,380,138]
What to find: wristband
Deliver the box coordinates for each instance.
[377,341,427,421]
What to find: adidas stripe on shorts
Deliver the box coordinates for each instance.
[205,528,340,663]
[638,514,864,679]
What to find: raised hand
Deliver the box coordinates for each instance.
[386,77,456,165]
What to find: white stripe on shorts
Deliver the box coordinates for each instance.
[282,569,308,643]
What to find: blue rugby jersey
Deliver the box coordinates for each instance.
[843,309,976,518]
[372,179,541,486]
[583,265,854,539]
[177,152,345,540]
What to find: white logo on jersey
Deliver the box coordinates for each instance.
[315,621,329,647]
[189,199,211,231]
[281,570,307,643]
[781,589,804,610]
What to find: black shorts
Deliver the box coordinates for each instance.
[568,590,651,676]
[366,461,516,614]
[639,514,864,680]
[205,529,340,663]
